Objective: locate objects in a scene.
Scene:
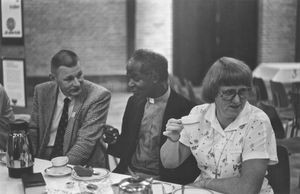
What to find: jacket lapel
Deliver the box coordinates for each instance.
[63,85,87,153]
[39,83,58,155]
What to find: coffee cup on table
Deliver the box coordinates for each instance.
[51,156,68,168]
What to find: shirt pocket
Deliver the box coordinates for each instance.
[227,146,243,164]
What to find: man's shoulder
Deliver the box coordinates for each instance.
[82,80,111,99]
[34,81,56,92]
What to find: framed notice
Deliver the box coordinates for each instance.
[0,0,24,45]
[0,58,26,107]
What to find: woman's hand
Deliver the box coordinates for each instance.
[163,118,184,142]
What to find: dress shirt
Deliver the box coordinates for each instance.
[48,89,74,146]
[130,87,170,177]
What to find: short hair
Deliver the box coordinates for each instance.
[128,49,169,81]
[201,57,252,103]
[51,50,78,73]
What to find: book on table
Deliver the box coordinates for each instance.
[21,172,46,194]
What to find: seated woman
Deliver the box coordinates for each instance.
[160,57,278,194]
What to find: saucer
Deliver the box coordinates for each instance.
[44,166,72,177]
[152,182,175,194]
[173,187,213,194]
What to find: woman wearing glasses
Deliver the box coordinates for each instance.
[160,57,278,194]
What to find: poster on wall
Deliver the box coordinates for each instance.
[0,58,26,107]
[0,0,24,45]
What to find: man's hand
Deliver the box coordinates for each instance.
[102,125,119,144]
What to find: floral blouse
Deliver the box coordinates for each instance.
[180,102,278,194]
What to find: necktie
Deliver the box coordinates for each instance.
[51,97,71,159]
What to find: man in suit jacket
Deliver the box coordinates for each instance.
[104,49,200,184]
[29,50,111,167]
[0,84,15,150]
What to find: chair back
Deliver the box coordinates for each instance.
[270,81,290,108]
[289,82,300,137]
[253,77,268,101]
[266,145,290,194]
[256,102,285,139]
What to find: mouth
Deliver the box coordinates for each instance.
[70,87,82,94]
[229,104,241,109]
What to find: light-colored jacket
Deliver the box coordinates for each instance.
[29,80,111,167]
[0,84,15,150]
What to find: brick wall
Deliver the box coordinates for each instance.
[135,0,173,73]
[258,0,298,62]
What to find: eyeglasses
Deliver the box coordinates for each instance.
[219,87,251,101]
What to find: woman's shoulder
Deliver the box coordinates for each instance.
[190,103,212,114]
[245,103,272,127]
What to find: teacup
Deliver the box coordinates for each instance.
[180,114,200,131]
[51,156,69,167]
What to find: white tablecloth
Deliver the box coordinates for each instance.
[253,63,300,83]
[0,158,220,194]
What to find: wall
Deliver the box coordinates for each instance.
[1,0,128,94]
[258,0,298,63]
[135,0,173,73]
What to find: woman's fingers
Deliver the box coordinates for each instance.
[164,118,184,141]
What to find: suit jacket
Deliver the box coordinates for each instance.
[29,80,111,167]
[0,84,15,150]
[107,89,201,184]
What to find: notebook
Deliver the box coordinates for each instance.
[21,172,46,194]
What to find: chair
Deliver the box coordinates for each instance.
[253,77,268,102]
[289,86,300,137]
[169,75,188,99]
[270,81,290,108]
[183,78,203,104]
[257,102,286,139]
[269,81,294,135]
[266,145,290,194]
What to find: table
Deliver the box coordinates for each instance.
[253,63,300,100]
[253,63,300,83]
[0,158,220,194]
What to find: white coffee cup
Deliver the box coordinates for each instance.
[180,115,200,131]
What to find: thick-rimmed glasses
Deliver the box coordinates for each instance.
[219,87,251,101]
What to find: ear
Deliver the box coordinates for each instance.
[49,73,56,81]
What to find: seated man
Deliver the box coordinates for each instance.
[104,49,200,184]
[0,84,15,150]
[29,49,111,167]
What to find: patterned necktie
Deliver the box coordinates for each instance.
[51,97,71,159]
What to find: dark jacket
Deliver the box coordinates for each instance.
[107,89,200,184]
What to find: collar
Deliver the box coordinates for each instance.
[204,102,251,136]
[147,87,170,104]
[57,88,72,102]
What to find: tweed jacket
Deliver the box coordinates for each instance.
[29,80,111,167]
[107,89,201,184]
[0,84,15,150]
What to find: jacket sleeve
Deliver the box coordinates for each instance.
[66,90,111,165]
[106,97,132,158]
[28,86,40,155]
[0,85,15,150]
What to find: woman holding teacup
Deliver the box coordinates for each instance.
[161,57,278,194]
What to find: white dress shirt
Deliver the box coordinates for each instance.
[47,89,74,146]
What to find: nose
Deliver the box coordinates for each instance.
[73,77,81,86]
[231,93,242,103]
[127,78,135,87]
